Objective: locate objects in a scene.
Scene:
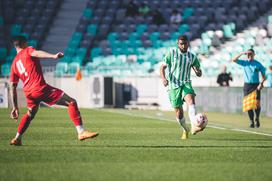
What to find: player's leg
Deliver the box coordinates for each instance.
[254,90,261,128]
[184,94,202,134]
[174,107,189,139]
[169,87,189,139]
[248,110,255,128]
[10,106,39,146]
[55,93,98,140]
[182,82,197,124]
[182,82,203,134]
[184,93,196,123]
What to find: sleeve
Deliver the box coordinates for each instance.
[259,62,266,76]
[27,46,35,56]
[192,54,201,68]
[163,49,172,66]
[10,63,19,84]
[235,59,246,66]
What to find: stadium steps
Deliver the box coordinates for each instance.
[41,0,88,67]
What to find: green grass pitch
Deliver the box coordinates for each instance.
[0,108,272,181]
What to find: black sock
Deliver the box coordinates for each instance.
[255,107,261,120]
[248,110,254,123]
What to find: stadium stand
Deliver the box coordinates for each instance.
[1,0,272,78]
[0,0,63,77]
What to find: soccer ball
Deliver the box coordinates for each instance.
[194,113,208,129]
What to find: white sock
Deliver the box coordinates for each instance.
[188,104,196,124]
[76,125,85,134]
[15,132,22,140]
[176,117,188,132]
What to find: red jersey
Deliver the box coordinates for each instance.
[10,46,47,94]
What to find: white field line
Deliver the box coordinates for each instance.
[104,109,272,137]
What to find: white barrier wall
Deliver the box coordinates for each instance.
[0,82,8,108]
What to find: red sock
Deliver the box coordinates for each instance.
[68,102,82,126]
[18,113,32,135]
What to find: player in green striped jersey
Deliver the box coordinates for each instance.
[160,35,202,139]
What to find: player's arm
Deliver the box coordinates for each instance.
[10,82,19,120]
[232,51,249,62]
[30,50,64,59]
[257,67,267,90]
[192,66,202,77]
[160,63,168,87]
[192,55,202,77]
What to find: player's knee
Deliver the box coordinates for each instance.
[27,110,37,119]
[68,98,77,106]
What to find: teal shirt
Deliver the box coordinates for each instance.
[236,59,266,83]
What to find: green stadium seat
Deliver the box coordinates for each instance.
[223,23,235,38]
[68,62,80,75]
[76,47,87,58]
[199,43,209,54]
[109,40,121,49]
[90,47,102,59]
[68,40,80,49]
[28,40,37,47]
[11,24,22,36]
[182,8,194,20]
[0,48,7,61]
[112,47,123,55]
[136,24,147,34]
[83,9,92,19]
[1,63,11,77]
[72,32,82,42]
[150,32,160,42]
[85,62,96,74]
[6,55,15,63]
[9,48,17,58]
[0,17,3,25]
[152,40,163,48]
[59,56,71,63]
[268,15,272,24]
[64,47,76,57]
[55,62,68,77]
[129,32,139,41]
[171,32,180,40]
[20,33,29,39]
[107,33,118,42]
[87,24,97,35]
[178,24,189,35]
[72,56,84,65]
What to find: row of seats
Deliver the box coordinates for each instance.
[0,0,63,77]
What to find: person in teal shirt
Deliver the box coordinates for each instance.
[232,49,266,128]
[267,65,272,88]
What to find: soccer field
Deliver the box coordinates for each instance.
[0,108,272,181]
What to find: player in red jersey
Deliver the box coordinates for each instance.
[9,36,98,146]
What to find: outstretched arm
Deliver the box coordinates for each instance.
[31,50,64,59]
[192,66,202,77]
[160,64,168,87]
[257,72,267,90]
[10,83,19,120]
[232,51,248,62]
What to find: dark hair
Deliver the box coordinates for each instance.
[178,35,188,42]
[248,48,255,54]
[12,35,27,48]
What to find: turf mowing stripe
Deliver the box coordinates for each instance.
[104,109,272,137]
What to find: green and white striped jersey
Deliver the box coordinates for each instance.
[163,47,200,89]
